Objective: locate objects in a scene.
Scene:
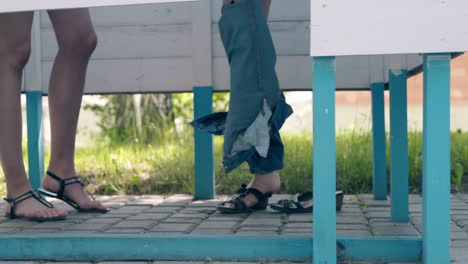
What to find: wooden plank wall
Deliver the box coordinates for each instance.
[25,0,425,93]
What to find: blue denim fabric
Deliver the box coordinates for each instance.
[190,0,293,174]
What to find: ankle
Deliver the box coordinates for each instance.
[46,165,76,179]
[250,171,281,192]
[254,171,280,183]
[6,182,32,198]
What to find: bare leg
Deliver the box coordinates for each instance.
[0,12,67,219]
[42,9,106,211]
[220,0,281,208]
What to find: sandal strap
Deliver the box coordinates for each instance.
[235,183,248,195]
[220,196,247,210]
[3,190,53,219]
[241,187,270,201]
[298,192,313,202]
[46,171,85,199]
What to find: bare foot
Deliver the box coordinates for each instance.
[42,171,108,212]
[226,171,281,208]
[5,187,68,220]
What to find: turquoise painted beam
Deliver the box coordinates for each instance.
[26,91,44,190]
[193,86,215,200]
[312,56,337,264]
[0,235,421,262]
[338,236,421,261]
[389,70,409,222]
[371,83,388,200]
[422,54,451,264]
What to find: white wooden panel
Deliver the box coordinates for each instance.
[0,0,197,13]
[407,55,424,74]
[369,56,385,83]
[41,24,192,60]
[214,56,315,91]
[24,0,440,94]
[336,56,372,89]
[212,21,309,57]
[40,4,192,27]
[192,0,213,86]
[211,0,309,22]
[310,0,468,56]
[24,12,43,92]
[213,55,372,91]
[41,58,193,94]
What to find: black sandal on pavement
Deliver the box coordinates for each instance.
[39,171,109,213]
[4,190,66,222]
[270,191,344,214]
[217,184,273,214]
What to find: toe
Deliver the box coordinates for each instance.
[33,210,44,219]
[93,200,107,211]
[49,209,59,218]
[57,208,68,217]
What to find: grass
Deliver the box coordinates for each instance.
[0,127,467,196]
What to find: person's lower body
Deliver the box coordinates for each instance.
[0,9,107,222]
[192,0,292,213]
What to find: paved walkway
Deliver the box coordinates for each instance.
[0,194,467,263]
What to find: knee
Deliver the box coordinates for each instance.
[0,40,31,71]
[58,28,97,59]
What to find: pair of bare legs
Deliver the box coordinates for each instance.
[0,9,106,220]
[221,0,280,208]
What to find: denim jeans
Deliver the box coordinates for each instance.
[191,0,293,174]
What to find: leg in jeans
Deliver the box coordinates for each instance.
[219,0,292,209]
[41,9,107,211]
[0,12,67,219]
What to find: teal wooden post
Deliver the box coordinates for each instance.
[422,54,451,264]
[26,91,44,190]
[312,56,337,264]
[193,86,215,200]
[389,70,409,222]
[371,83,387,200]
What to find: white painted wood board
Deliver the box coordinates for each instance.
[310,0,468,56]
[0,0,197,13]
[20,0,455,93]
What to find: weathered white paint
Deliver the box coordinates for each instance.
[192,0,213,87]
[40,4,192,28]
[16,0,457,93]
[310,0,468,56]
[24,12,43,92]
[211,0,310,22]
[42,58,193,93]
[0,0,197,13]
[369,56,385,84]
[41,24,193,60]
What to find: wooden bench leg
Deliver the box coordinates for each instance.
[193,86,215,200]
[371,82,388,200]
[422,53,451,264]
[26,91,44,190]
[389,69,409,222]
[312,56,337,264]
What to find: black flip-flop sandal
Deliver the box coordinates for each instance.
[4,190,66,222]
[270,191,344,214]
[218,185,272,214]
[38,171,109,213]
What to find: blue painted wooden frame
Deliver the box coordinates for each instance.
[312,56,337,264]
[371,83,388,200]
[193,86,215,200]
[26,91,44,190]
[422,54,451,264]
[20,58,450,263]
[0,235,421,262]
[389,70,409,222]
